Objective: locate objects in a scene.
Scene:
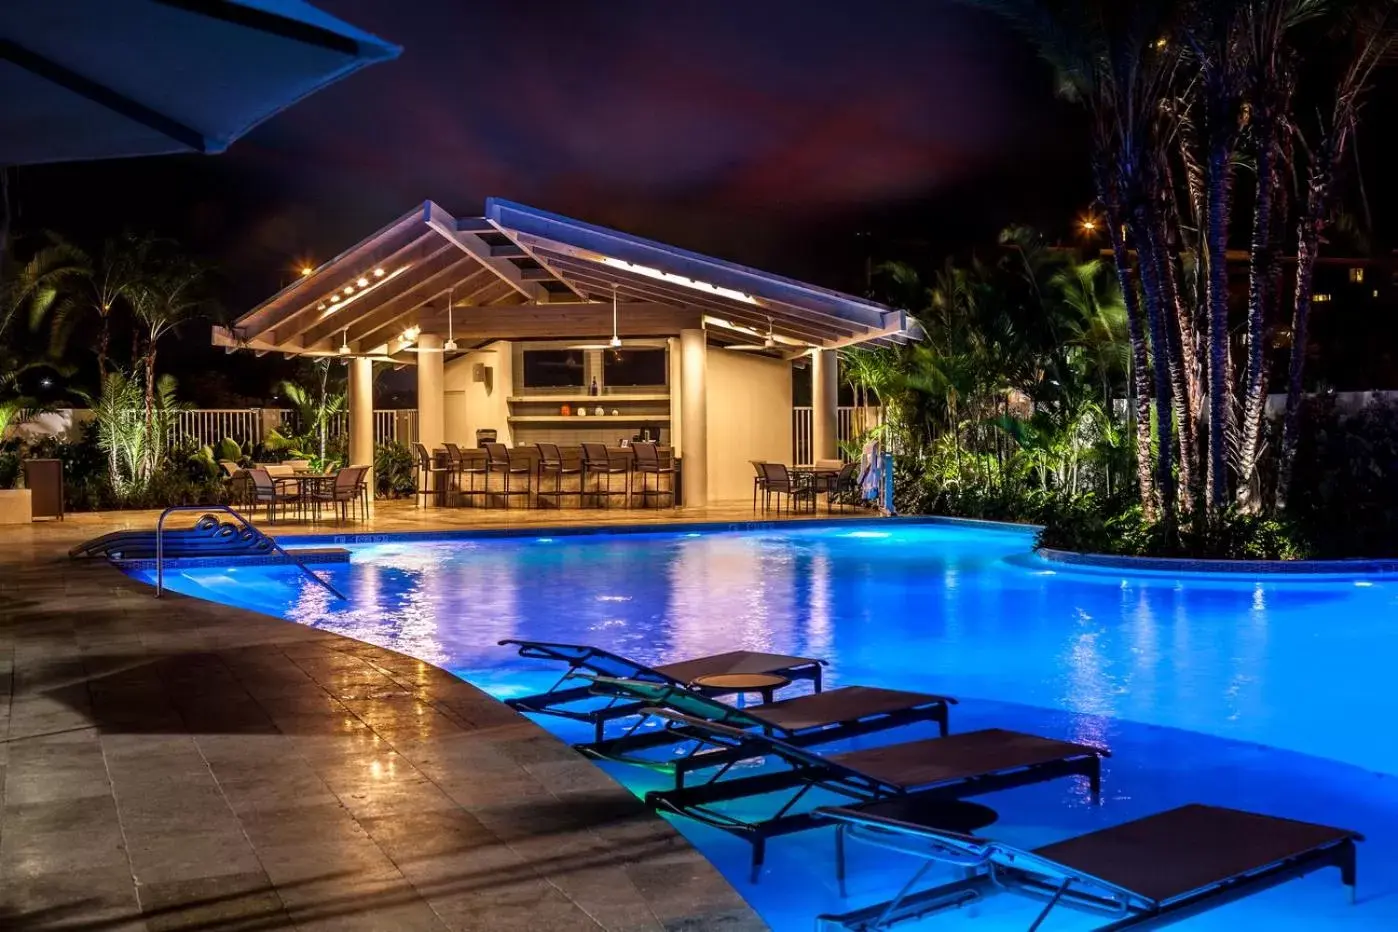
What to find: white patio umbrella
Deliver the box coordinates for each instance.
[0,0,400,165]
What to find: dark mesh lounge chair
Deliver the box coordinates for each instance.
[578,676,955,773]
[498,639,826,742]
[815,803,1361,931]
[642,711,1106,880]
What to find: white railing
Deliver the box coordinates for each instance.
[793,405,883,465]
[165,408,417,448]
[324,410,414,446]
[169,409,273,448]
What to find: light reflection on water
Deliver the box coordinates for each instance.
[141,522,1398,930]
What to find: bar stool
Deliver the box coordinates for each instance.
[483,442,531,507]
[411,442,452,507]
[535,442,582,508]
[631,441,675,508]
[445,442,486,506]
[581,442,628,507]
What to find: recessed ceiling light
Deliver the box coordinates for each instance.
[357,277,369,288]
[343,286,354,295]
[330,295,341,303]
[373,268,385,277]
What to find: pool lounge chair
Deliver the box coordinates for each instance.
[498,639,827,742]
[815,803,1360,931]
[642,711,1106,881]
[577,676,956,773]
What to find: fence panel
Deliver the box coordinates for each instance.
[151,407,420,450]
[792,406,882,465]
[170,409,264,448]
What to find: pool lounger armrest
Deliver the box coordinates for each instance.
[577,677,957,768]
[499,640,827,742]
[642,712,1106,883]
[816,804,1362,931]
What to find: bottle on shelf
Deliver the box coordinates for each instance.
[589,377,599,396]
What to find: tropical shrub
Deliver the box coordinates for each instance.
[374,441,415,498]
[1285,398,1398,557]
[0,445,19,489]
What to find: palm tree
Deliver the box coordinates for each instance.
[1178,0,1249,510]
[1232,1,1319,510]
[43,232,165,386]
[969,0,1184,520]
[125,255,209,471]
[1276,1,1398,508]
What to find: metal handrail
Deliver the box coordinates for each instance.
[155,504,347,601]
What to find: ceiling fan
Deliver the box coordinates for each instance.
[569,286,625,351]
[402,288,465,354]
[725,317,778,351]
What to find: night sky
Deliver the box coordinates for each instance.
[9,0,1088,311]
[10,1,1397,403]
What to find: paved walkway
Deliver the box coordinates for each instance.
[0,504,780,930]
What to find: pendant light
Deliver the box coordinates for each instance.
[337,328,350,355]
[443,286,457,352]
[609,285,622,349]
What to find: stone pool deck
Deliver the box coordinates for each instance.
[0,503,815,930]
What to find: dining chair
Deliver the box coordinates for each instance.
[750,460,768,511]
[760,463,814,514]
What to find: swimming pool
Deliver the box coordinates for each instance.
[134,519,1398,930]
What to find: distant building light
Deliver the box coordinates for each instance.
[1375,289,1381,299]
[1314,293,1332,303]
[1349,267,1365,283]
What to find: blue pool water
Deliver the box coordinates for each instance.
[134,520,1398,930]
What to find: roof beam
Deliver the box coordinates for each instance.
[491,199,897,327]
[235,204,432,337]
[457,217,494,234]
[421,201,543,301]
[348,269,505,350]
[546,260,850,344]
[276,242,458,345]
[525,236,889,336]
[486,219,592,302]
[549,266,836,346]
[301,251,479,347]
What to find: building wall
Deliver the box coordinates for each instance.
[444,341,513,447]
[704,348,792,501]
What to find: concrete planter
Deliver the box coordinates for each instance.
[0,488,33,524]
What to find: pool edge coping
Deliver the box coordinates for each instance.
[273,513,1041,548]
[1037,546,1398,576]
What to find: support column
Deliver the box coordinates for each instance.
[812,348,839,463]
[679,328,707,506]
[416,335,445,505]
[348,356,374,516]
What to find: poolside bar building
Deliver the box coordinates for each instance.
[217,199,911,505]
